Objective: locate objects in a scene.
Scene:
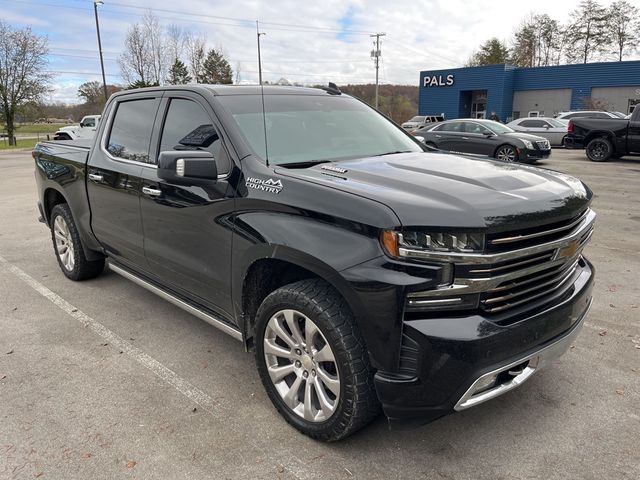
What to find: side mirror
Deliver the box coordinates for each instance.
[80,122,86,128]
[158,150,217,185]
[544,124,550,129]
[483,131,495,137]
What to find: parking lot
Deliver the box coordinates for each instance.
[1,148,638,479]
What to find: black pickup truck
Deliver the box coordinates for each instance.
[564,106,640,161]
[33,85,595,441]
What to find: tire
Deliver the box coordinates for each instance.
[585,137,612,162]
[495,144,519,163]
[254,279,380,441]
[50,204,105,281]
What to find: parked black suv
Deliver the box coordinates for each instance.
[33,85,594,441]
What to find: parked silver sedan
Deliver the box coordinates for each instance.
[507,117,568,147]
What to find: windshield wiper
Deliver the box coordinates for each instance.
[372,150,414,157]
[278,160,332,169]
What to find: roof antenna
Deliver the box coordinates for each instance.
[321,82,342,95]
[257,20,269,166]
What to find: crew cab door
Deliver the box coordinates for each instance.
[628,109,640,153]
[87,92,162,268]
[139,93,238,319]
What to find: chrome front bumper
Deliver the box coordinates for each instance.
[454,297,592,411]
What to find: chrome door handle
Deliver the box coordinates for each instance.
[142,186,161,197]
[88,173,103,182]
[461,136,469,140]
[435,135,442,138]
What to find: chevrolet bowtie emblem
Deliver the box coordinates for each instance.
[556,240,579,260]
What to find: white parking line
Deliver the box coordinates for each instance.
[0,254,312,479]
[0,254,219,415]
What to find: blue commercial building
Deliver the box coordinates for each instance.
[419,60,640,122]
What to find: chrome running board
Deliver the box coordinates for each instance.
[108,262,242,341]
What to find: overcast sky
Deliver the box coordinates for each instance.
[3,0,634,103]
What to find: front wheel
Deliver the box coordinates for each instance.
[50,204,104,281]
[255,279,379,441]
[495,145,519,163]
[585,137,612,162]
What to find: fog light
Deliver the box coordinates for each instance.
[473,373,498,393]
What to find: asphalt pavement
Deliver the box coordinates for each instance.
[0,149,638,479]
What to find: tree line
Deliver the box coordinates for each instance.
[118,11,233,88]
[467,0,640,67]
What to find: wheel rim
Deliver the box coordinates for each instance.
[497,146,516,162]
[263,309,340,423]
[589,141,607,160]
[53,215,75,271]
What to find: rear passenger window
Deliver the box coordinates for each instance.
[159,98,230,174]
[106,98,159,163]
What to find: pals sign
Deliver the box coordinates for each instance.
[423,74,455,87]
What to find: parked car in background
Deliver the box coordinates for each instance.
[507,117,568,146]
[554,111,626,124]
[54,115,101,141]
[564,106,640,161]
[401,115,444,131]
[414,119,551,163]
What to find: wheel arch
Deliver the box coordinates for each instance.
[584,131,616,149]
[236,245,368,352]
[43,186,68,226]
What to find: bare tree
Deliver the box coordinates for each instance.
[142,11,165,84]
[119,23,153,85]
[565,0,610,64]
[0,21,51,145]
[511,14,564,67]
[607,0,639,61]
[184,32,207,83]
[166,24,184,64]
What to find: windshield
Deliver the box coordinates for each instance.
[546,118,565,127]
[483,120,515,134]
[409,116,425,122]
[218,95,422,165]
[611,111,626,118]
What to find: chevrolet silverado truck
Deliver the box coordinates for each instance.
[564,106,640,161]
[33,85,595,441]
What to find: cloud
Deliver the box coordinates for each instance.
[4,0,636,103]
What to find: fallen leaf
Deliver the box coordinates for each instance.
[0,375,6,380]
[71,309,77,313]
[609,304,616,308]
[6,349,13,354]
[615,389,624,395]
[101,343,108,347]
[192,407,197,413]
[12,307,17,311]
[83,453,92,458]
[599,331,607,336]
[126,460,136,468]
[35,473,44,478]
[277,465,285,474]
[119,351,123,354]
[608,285,617,292]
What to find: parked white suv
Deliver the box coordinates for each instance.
[54,115,101,141]
[554,111,626,125]
[401,115,444,131]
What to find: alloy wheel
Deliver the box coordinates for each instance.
[496,146,517,162]
[53,215,75,271]
[588,141,607,160]
[263,309,340,423]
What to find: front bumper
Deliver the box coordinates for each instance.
[375,257,594,428]
[521,146,551,162]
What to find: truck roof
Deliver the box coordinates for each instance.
[110,84,346,98]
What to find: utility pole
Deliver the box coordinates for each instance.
[256,21,266,85]
[370,33,385,110]
[93,1,108,103]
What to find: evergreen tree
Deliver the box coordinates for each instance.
[201,49,233,84]
[466,38,510,66]
[166,59,192,85]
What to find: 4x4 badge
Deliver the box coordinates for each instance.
[246,177,283,194]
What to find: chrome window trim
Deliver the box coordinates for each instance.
[398,209,595,265]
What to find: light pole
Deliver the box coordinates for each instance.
[93,1,108,102]
[370,33,385,110]
[256,21,266,85]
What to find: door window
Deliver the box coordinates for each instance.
[106,98,159,163]
[159,98,230,174]
[435,122,463,132]
[463,122,491,135]
[520,119,546,128]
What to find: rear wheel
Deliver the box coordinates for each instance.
[495,145,518,163]
[255,279,379,441]
[50,204,104,281]
[585,137,612,162]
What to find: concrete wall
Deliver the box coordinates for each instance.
[512,89,572,118]
[590,86,640,114]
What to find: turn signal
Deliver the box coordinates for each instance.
[380,231,399,257]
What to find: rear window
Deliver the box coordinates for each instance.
[106,98,160,163]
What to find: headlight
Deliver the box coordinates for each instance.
[381,230,484,258]
[522,140,534,149]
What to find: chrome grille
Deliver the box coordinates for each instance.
[487,208,589,252]
[536,139,550,150]
[480,258,580,314]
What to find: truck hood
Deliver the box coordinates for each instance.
[276,152,591,230]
